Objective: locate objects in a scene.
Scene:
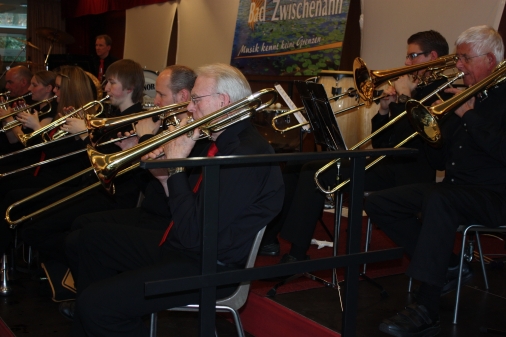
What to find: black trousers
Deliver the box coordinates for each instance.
[67,223,237,337]
[364,182,506,286]
[263,157,435,254]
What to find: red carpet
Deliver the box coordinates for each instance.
[0,317,15,337]
[251,212,410,297]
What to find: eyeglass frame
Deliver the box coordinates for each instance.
[405,51,429,60]
[190,92,221,105]
[456,53,489,64]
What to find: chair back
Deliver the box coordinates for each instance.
[216,226,266,309]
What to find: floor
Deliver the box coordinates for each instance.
[1,256,505,336]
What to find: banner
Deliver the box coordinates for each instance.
[231,0,350,76]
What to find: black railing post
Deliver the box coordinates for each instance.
[199,164,220,337]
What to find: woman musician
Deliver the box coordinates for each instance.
[0,71,57,168]
[0,66,98,262]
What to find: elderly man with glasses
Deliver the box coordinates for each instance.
[65,63,284,337]
[258,30,453,265]
[365,25,506,337]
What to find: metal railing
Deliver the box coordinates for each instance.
[142,148,415,337]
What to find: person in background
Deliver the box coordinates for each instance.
[92,34,118,83]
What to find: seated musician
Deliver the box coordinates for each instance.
[365,25,506,337]
[0,66,35,164]
[60,63,284,336]
[0,65,96,265]
[20,60,147,267]
[259,30,453,263]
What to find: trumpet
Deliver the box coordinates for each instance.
[18,95,109,147]
[5,89,278,226]
[314,72,464,194]
[89,88,277,194]
[0,93,32,116]
[406,60,506,146]
[0,96,58,132]
[354,54,458,107]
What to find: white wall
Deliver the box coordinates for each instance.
[124,2,178,72]
[360,0,505,70]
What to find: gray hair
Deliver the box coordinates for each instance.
[455,25,504,64]
[196,63,251,102]
[164,65,197,96]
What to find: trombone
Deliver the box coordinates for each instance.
[86,101,189,145]
[406,60,506,146]
[313,71,464,194]
[88,88,277,193]
[0,96,58,132]
[0,101,188,177]
[18,95,109,147]
[271,89,388,133]
[5,88,278,226]
[354,54,458,106]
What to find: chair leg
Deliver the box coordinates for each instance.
[363,217,372,274]
[475,232,489,290]
[149,312,157,337]
[407,277,413,293]
[453,228,469,324]
[222,307,245,337]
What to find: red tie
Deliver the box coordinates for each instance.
[98,59,104,82]
[159,143,218,246]
[33,128,58,176]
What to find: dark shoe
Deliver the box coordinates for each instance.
[441,261,473,296]
[59,300,75,321]
[279,253,301,263]
[379,303,440,337]
[258,243,280,256]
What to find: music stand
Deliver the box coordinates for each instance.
[267,81,347,301]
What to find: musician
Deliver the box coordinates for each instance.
[20,60,146,265]
[91,34,118,82]
[0,71,58,170]
[62,63,284,336]
[65,65,199,239]
[0,65,33,157]
[365,25,505,336]
[260,30,452,263]
[0,65,95,265]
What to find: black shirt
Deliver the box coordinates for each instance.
[165,120,284,266]
[426,83,506,192]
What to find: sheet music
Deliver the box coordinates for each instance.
[274,84,310,131]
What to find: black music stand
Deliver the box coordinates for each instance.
[268,81,387,299]
[268,81,348,298]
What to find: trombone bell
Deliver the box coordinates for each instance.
[405,100,442,146]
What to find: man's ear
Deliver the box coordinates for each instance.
[178,89,191,102]
[486,52,497,71]
[221,93,231,106]
[429,50,439,61]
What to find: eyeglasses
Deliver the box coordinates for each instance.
[406,51,428,60]
[456,53,488,64]
[190,93,220,105]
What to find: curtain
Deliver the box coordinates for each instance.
[27,0,66,72]
[62,0,174,18]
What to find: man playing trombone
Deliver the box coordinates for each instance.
[365,25,506,337]
[63,63,284,336]
[259,30,452,262]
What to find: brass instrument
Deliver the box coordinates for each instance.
[18,95,109,147]
[5,89,278,226]
[86,101,189,145]
[354,54,458,106]
[314,72,464,194]
[6,165,139,228]
[271,89,388,133]
[0,102,188,177]
[406,60,506,146]
[0,96,58,132]
[89,88,277,193]
[0,93,32,116]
